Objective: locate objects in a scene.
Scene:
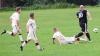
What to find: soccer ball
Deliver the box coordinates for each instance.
[93,28,99,33]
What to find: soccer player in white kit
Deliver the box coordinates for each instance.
[20,13,43,51]
[52,28,80,45]
[1,7,24,43]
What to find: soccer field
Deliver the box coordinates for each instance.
[0,7,100,56]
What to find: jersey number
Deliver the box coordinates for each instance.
[79,12,83,18]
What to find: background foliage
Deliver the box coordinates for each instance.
[1,0,99,9]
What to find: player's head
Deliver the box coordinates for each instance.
[80,5,85,11]
[30,13,34,19]
[16,7,21,13]
[53,28,59,32]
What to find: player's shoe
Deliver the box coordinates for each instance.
[1,30,6,35]
[20,46,23,51]
[88,40,92,43]
[38,48,44,51]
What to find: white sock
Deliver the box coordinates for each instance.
[7,31,12,35]
[36,45,41,50]
[19,34,24,41]
[80,38,88,41]
[22,41,26,47]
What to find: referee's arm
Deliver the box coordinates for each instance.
[87,11,92,20]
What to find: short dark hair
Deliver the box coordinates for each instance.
[16,7,21,11]
[53,28,57,30]
[30,13,34,18]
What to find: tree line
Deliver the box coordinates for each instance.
[4,0,99,7]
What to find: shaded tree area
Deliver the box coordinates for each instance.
[5,0,27,7]
[67,0,99,5]
[1,0,99,7]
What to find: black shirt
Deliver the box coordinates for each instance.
[77,10,87,24]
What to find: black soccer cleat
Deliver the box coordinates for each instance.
[1,30,6,35]
[20,46,23,51]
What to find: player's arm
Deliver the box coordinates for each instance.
[16,20,21,32]
[87,11,92,20]
[52,37,62,45]
[16,20,20,27]
[52,38,56,44]
[57,37,62,45]
[26,24,29,33]
[10,19,12,24]
[76,12,79,18]
[16,20,20,31]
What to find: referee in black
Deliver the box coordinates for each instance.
[75,5,92,41]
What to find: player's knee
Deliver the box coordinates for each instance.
[35,43,39,46]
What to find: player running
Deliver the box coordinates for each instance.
[20,13,43,51]
[52,28,80,45]
[1,7,24,43]
[75,5,92,41]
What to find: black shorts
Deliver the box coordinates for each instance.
[80,23,87,32]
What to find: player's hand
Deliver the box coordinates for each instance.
[52,38,55,44]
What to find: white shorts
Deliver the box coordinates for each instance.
[12,25,18,34]
[27,31,37,41]
[61,37,75,44]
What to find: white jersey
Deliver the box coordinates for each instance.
[27,19,36,32]
[53,31,66,42]
[53,31,75,44]
[10,12,20,26]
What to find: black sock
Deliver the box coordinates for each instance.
[11,32,14,36]
[18,33,22,35]
[35,43,39,46]
[25,40,28,44]
[86,33,91,41]
[75,32,83,38]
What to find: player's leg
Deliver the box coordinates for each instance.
[75,32,83,38]
[64,37,75,44]
[20,33,31,51]
[84,23,91,41]
[17,26,24,43]
[33,32,43,51]
[86,32,91,41]
[75,23,85,38]
[1,30,7,35]
[1,25,17,36]
[18,33,24,43]
[34,39,43,51]
[20,39,31,51]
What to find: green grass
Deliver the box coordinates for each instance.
[0,7,100,56]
